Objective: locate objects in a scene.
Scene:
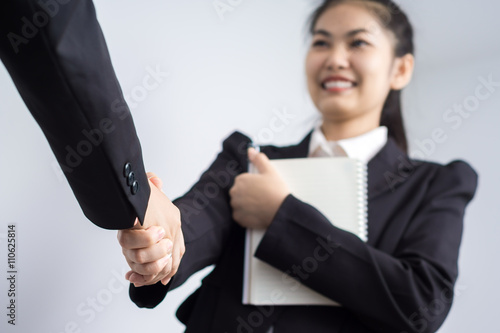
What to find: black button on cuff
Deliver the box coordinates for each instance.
[131,180,139,195]
[123,162,132,177]
[127,171,135,186]
[123,162,139,195]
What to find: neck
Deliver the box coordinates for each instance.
[321,112,381,141]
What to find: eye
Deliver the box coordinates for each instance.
[351,39,368,48]
[312,39,329,48]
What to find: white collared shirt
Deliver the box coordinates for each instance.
[308,123,388,164]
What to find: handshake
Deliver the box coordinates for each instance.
[117,172,185,287]
[116,148,290,287]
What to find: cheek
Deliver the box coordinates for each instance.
[305,53,322,85]
[305,53,325,105]
[352,52,392,95]
[353,53,385,80]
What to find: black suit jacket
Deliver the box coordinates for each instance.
[0,0,148,229]
[130,131,478,333]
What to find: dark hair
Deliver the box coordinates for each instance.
[307,0,414,153]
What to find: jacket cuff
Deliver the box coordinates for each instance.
[254,195,318,267]
[129,275,175,308]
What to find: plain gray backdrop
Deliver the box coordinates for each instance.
[0,1,498,332]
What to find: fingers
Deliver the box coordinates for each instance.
[126,252,172,286]
[127,271,145,286]
[248,148,272,174]
[229,174,250,211]
[147,172,164,191]
[248,147,259,160]
[141,178,177,231]
[141,255,173,286]
[128,247,175,287]
[117,226,165,250]
[161,229,185,285]
[146,171,158,179]
[129,176,166,231]
[132,227,186,287]
[229,173,259,206]
[120,228,173,283]
[127,271,156,287]
[126,252,171,276]
[119,171,184,287]
[229,190,244,212]
[229,180,249,227]
[122,238,173,264]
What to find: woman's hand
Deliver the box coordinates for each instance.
[229,148,290,229]
[117,172,185,287]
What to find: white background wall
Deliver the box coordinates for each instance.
[0,1,498,332]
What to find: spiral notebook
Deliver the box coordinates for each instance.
[243,157,368,306]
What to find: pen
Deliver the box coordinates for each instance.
[247,142,260,153]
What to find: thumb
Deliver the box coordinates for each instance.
[130,217,143,230]
[248,148,273,174]
[147,172,164,191]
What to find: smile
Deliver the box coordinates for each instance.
[322,80,357,92]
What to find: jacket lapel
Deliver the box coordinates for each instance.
[262,131,312,160]
[366,137,412,200]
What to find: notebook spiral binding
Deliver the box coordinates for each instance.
[356,160,369,242]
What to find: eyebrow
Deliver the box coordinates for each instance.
[313,28,370,38]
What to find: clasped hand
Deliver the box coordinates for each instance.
[117,173,185,287]
[229,148,290,229]
[117,148,287,288]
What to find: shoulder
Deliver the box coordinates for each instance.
[219,131,252,156]
[411,158,478,201]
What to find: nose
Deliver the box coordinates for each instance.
[324,45,349,70]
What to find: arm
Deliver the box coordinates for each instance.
[127,132,251,308]
[253,161,478,333]
[0,0,148,229]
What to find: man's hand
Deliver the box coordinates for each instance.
[229,148,290,229]
[117,173,185,287]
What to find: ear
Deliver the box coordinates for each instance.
[389,53,414,90]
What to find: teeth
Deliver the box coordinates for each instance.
[324,81,354,89]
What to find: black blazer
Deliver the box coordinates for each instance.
[0,1,148,229]
[130,131,478,333]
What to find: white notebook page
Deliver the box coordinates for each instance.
[243,157,368,306]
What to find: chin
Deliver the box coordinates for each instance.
[317,100,357,119]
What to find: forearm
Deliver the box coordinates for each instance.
[0,0,149,229]
[129,131,251,307]
[255,194,466,333]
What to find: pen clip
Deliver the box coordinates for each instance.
[247,142,260,153]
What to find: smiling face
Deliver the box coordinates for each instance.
[306,2,408,129]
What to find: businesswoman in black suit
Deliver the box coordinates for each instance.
[117,1,478,332]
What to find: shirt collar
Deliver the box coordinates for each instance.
[308,123,388,164]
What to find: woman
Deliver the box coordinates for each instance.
[118,1,478,332]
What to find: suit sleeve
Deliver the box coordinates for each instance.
[254,161,478,333]
[0,0,149,229]
[129,131,251,308]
